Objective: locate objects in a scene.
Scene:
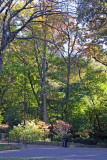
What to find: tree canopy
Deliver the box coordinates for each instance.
[0,0,107,142]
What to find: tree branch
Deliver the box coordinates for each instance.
[93,56,107,66]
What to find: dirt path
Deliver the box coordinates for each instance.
[0,144,107,160]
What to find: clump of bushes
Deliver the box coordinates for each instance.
[9,119,50,142]
[71,137,97,145]
[70,129,97,145]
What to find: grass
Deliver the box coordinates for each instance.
[0,159,57,160]
[28,141,62,146]
[0,144,22,151]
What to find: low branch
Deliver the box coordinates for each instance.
[93,56,107,66]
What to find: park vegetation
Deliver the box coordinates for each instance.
[0,0,107,144]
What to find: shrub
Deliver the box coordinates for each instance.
[9,124,23,141]
[53,120,71,139]
[76,129,92,139]
[53,135,62,142]
[34,119,50,137]
[9,119,50,142]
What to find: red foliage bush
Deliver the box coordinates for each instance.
[53,120,71,138]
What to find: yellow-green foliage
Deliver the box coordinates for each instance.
[9,119,50,142]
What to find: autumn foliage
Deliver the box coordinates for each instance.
[53,120,71,138]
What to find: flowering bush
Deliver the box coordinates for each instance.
[53,120,71,138]
[9,119,50,142]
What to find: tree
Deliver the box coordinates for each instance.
[77,0,107,66]
[29,21,48,123]
[0,0,61,72]
[83,65,107,138]
[50,11,85,121]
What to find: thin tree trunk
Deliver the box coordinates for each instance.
[24,59,26,125]
[91,97,101,135]
[28,70,43,120]
[64,63,70,121]
[0,51,3,73]
[43,92,47,123]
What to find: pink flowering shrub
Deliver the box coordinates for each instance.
[53,120,71,138]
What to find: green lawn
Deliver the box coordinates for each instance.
[0,144,22,150]
[0,159,57,160]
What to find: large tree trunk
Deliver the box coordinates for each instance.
[33,21,48,123]
[42,23,48,123]
[64,34,71,121]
